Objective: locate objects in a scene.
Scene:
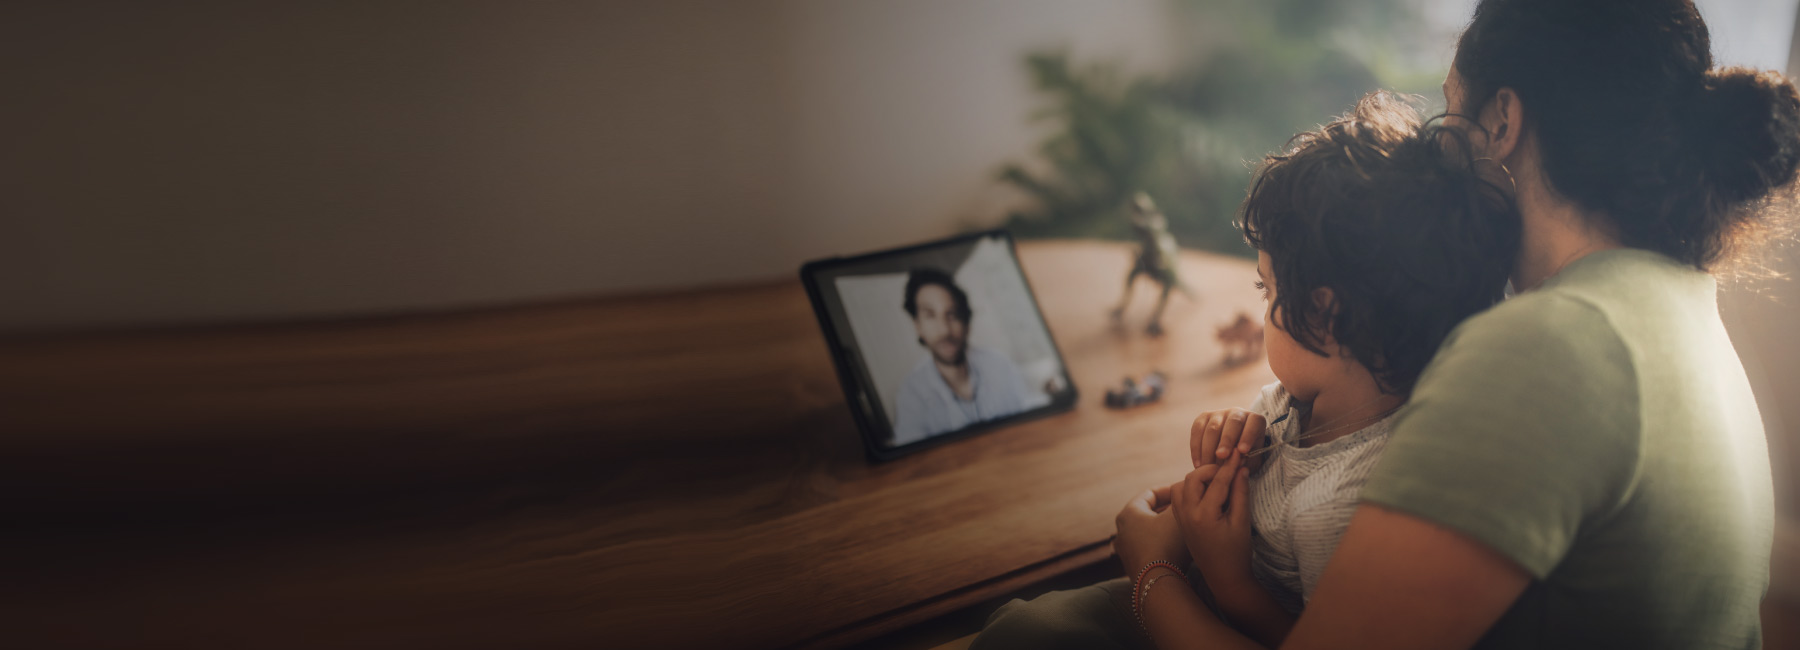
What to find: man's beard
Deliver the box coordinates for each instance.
[931,340,967,367]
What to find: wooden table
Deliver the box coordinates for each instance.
[0,240,1272,649]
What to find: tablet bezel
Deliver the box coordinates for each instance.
[799,230,1079,462]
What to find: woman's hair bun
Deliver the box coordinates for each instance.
[1691,66,1800,205]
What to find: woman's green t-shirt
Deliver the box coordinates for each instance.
[1359,248,1774,649]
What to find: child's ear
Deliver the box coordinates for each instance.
[1311,287,1341,348]
[1310,287,1337,316]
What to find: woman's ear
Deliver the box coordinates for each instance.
[1481,87,1526,163]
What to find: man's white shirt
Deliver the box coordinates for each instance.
[889,345,1042,445]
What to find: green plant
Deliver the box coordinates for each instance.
[998,0,1447,256]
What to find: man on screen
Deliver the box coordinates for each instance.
[890,268,1035,445]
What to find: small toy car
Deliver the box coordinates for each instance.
[1104,371,1166,409]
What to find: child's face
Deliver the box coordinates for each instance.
[1257,252,1339,402]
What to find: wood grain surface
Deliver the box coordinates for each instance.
[0,240,1273,649]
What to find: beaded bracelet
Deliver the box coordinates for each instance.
[1131,561,1187,636]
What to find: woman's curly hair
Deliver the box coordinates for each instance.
[1239,91,1520,396]
[1453,0,1800,273]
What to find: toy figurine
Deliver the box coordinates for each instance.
[1110,192,1193,336]
[1104,371,1166,409]
[1216,312,1265,367]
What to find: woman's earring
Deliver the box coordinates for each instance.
[1475,157,1518,194]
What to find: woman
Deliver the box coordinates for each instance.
[976,0,1800,647]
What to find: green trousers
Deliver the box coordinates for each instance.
[972,567,1233,650]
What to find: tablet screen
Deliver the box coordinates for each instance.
[803,232,1076,457]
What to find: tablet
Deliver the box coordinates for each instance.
[801,230,1078,461]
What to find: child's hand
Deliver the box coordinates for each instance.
[1190,408,1267,472]
[1114,484,1189,577]
[1170,451,1256,593]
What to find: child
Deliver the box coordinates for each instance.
[973,90,1519,649]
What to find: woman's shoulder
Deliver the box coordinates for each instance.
[1397,284,1644,479]
[1365,286,1649,581]
[1403,283,1644,464]
[1453,249,1705,360]
[1437,287,1631,378]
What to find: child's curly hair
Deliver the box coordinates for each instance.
[1238,91,1520,396]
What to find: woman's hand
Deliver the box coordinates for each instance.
[1191,408,1268,472]
[1114,484,1189,576]
[1171,452,1256,591]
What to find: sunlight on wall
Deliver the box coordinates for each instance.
[1702,0,1800,514]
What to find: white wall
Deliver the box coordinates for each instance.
[1697,0,1800,70]
[1702,0,1800,513]
[0,0,1175,331]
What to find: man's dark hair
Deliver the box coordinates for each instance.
[1454,0,1800,272]
[1239,91,1520,396]
[902,268,972,322]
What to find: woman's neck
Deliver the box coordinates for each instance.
[1299,369,1403,448]
[1508,155,1622,290]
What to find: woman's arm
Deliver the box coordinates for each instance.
[1279,504,1530,649]
[1147,502,1529,649]
[1205,570,1296,648]
[1120,464,1530,649]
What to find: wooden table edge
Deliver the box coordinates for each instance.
[787,540,1119,650]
